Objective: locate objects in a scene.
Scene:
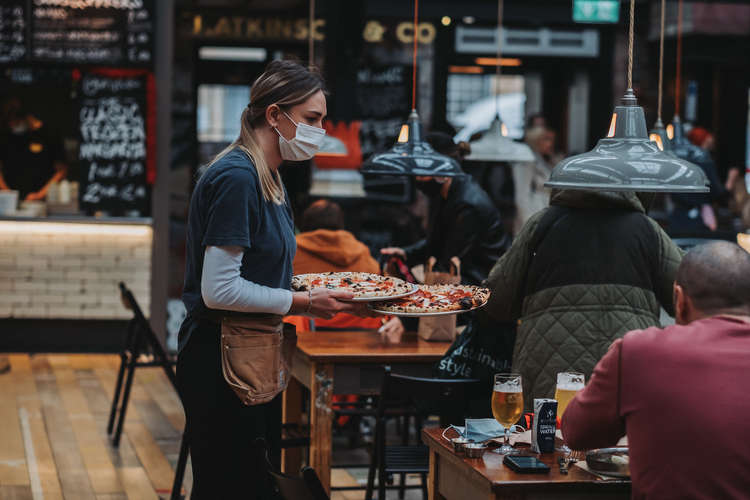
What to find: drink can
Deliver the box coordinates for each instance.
[531,398,557,454]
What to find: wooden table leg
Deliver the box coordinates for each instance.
[308,363,334,494]
[428,449,447,500]
[281,377,303,474]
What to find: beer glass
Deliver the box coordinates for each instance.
[555,371,584,453]
[491,373,523,455]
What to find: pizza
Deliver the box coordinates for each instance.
[370,284,490,315]
[291,272,414,300]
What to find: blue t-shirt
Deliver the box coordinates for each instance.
[179,149,296,350]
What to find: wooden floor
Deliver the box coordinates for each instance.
[0,354,421,500]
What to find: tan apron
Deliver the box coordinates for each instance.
[220,314,297,406]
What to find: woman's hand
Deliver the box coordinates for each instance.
[290,288,375,319]
[380,247,406,260]
[378,317,404,343]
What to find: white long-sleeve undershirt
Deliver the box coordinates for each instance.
[200,245,293,315]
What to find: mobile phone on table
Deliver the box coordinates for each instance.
[503,455,551,474]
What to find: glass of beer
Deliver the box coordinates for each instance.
[555,371,585,453]
[491,373,523,455]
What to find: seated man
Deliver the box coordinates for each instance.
[292,199,402,339]
[562,241,750,499]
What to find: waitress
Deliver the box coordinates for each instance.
[177,60,365,499]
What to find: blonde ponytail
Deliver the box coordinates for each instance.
[208,109,285,204]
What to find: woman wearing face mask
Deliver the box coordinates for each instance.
[177,60,367,499]
[380,132,510,286]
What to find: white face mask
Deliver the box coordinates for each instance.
[275,111,326,161]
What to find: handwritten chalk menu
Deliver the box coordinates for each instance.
[0,1,26,64]
[77,72,149,215]
[355,65,412,157]
[31,0,153,65]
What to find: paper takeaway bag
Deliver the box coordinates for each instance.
[418,256,460,342]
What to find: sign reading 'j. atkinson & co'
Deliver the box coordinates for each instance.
[188,14,325,42]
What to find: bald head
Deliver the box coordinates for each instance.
[675,241,750,318]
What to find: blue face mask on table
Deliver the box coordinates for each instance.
[448,418,506,442]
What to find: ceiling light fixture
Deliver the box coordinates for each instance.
[464,0,534,164]
[360,0,464,178]
[545,0,708,193]
[307,0,348,158]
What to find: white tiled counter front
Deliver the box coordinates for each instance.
[0,218,152,320]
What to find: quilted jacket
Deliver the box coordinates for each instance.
[482,189,682,409]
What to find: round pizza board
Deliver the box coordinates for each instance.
[368,302,487,317]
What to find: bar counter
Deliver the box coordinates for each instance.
[0,216,152,321]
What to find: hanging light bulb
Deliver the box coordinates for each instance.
[545,0,707,193]
[305,0,348,159]
[360,0,463,178]
[666,123,674,140]
[464,0,534,164]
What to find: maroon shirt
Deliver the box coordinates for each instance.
[562,316,750,500]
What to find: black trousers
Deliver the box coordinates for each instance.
[176,320,281,500]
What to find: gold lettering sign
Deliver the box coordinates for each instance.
[191,15,325,41]
[395,22,436,44]
[363,20,386,43]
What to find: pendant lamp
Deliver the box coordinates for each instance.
[647,0,675,156]
[667,0,711,167]
[307,0,348,158]
[671,114,712,165]
[545,0,708,193]
[360,0,463,178]
[465,0,534,164]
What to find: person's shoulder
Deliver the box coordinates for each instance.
[203,149,259,184]
[622,323,684,351]
[453,177,498,214]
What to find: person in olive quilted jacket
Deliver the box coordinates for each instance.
[481,188,682,410]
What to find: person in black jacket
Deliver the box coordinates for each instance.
[380,132,510,285]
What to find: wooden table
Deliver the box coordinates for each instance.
[422,427,631,500]
[283,330,451,493]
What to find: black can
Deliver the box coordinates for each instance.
[531,398,558,454]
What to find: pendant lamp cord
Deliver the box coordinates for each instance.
[657,0,665,121]
[627,0,635,91]
[308,0,314,67]
[495,0,503,118]
[411,0,419,110]
[675,0,683,116]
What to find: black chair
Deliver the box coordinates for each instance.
[365,367,480,500]
[107,282,189,500]
[258,438,330,500]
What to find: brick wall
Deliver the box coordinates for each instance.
[0,221,152,320]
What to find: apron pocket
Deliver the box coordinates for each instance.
[220,316,297,406]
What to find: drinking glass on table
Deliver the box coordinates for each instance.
[555,371,585,454]
[491,373,523,455]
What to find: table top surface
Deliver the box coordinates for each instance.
[423,427,631,491]
[295,330,451,363]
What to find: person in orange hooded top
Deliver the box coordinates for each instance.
[292,199,404,338]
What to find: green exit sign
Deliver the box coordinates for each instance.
[573,0,620,23]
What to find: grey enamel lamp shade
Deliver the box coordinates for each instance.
[465,116,535,163]
[360,109,465,178]
[669,114,713,166]
[545,90,709,193]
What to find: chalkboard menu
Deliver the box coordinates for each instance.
[30,0,153,65]
[355,65,412,157]
[77,71,149,215]
[0,1,27,64]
